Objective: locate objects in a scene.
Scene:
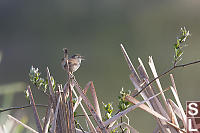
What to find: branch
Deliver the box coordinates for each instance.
[175,60,200,68]
[133,59,200,97]
[0,104,47,113]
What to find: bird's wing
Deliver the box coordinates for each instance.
[68,58,78,66]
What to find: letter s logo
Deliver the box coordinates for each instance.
[188,103,198,116]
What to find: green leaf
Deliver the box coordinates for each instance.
[102,102,114,120]
[173,27,190,65]
[29,66,50,93]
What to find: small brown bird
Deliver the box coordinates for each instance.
[62,49,85,74]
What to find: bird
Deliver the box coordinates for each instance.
[61,48,85,74]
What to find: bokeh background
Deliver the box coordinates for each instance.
[1,0,200,132]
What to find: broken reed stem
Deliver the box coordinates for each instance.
[133,60,200,97]
[42,98,52,133]
[47,67,56,99]
[121,44,200,98]
[27,86,43,133]
[120,44,140,83]
[90,82,102,121]
[73,78,108,133]
[68,84,76,133]
[72,85,97,133]
[47,68,62,133]
[73,81,90,112]
[50,94,61,133]
[63,48,76,133]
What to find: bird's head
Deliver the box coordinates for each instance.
[71,54,85,61]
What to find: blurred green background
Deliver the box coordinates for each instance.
[1,0,200,132]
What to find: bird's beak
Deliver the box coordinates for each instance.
[81,56,85,60]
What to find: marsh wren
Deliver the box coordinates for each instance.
[61,48,85,74]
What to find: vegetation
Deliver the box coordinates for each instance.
[1,27,200,133]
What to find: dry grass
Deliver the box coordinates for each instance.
[0,44,194,133]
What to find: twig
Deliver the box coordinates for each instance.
[0,104,47,113]
[175,59,200,67]
[120,117,124,132]
[75,114,92,117]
